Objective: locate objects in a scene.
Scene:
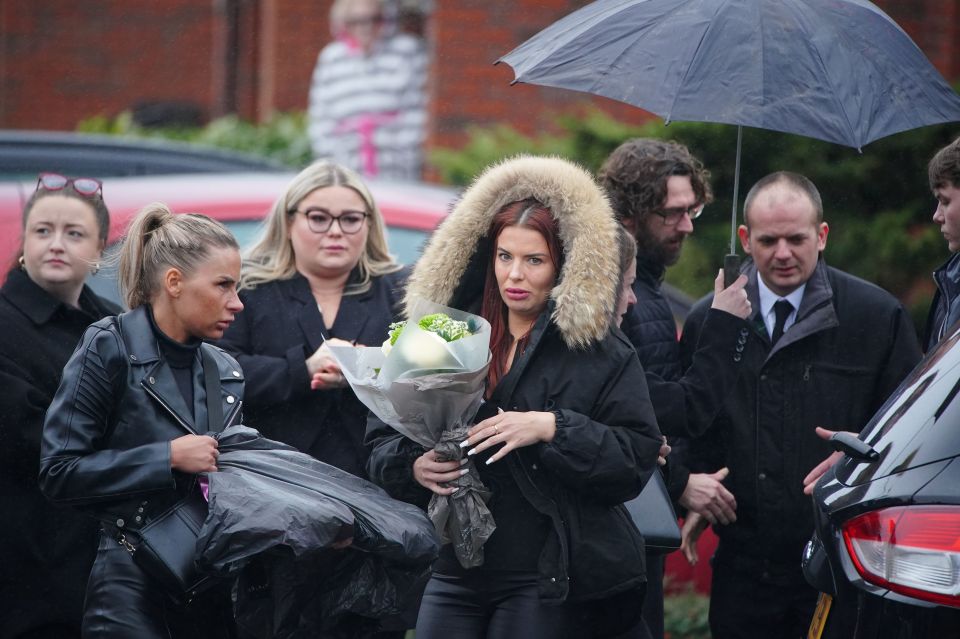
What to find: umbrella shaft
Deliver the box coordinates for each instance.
[730,126,743,255]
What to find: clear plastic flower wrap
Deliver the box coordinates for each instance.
[328,298,496,568]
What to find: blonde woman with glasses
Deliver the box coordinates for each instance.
[218,160,406,479]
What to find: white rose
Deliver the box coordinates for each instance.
[394,329,451,369]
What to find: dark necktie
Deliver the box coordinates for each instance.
[771,299,793,344]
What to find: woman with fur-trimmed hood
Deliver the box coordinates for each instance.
[366,156,663,638]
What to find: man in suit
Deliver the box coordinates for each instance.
[682,171,922,639]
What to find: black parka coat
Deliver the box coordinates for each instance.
[0,269,119,637]
[365,156,663,604]
[39,306,245,531]
[218,269,406,477]
[682,258,922,569]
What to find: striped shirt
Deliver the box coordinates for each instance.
[307,33,428,181]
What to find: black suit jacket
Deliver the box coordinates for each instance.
[218,269,407,477]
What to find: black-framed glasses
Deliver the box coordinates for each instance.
[36,172,103,198]
[652,203,704,226]
[291,208,369,234]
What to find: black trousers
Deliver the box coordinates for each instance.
[708,552,818,639]
[82,532,235,639]
[638,553,663,639]
[415,571,589,639]
[416,571,648,639]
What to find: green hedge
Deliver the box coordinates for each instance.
[429,108,959,331]
[78,111,313,169]
[80,106,959,331]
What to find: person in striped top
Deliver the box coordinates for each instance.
[308,0,428,182]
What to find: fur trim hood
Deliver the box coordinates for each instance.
[405,155,620,348]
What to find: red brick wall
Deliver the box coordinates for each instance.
[264,0,331,113]
[0,0,957,152]
[882,0,960,80]
[428,0,647,150]
[1,0,218,128]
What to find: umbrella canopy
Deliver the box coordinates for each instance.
[499,0,960,150]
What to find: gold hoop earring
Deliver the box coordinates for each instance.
[18,255,25,270]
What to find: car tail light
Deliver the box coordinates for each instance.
[842,506,960,608]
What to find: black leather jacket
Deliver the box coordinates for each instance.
[39,306,245,534]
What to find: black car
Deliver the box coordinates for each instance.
[803,326,960,638]
[0,130,287,180]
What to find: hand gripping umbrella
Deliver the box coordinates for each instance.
[498,0,960,281]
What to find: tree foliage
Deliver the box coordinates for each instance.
[78,104,959,328]
[429,107,959,328]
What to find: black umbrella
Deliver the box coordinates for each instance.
[499,0,960,277]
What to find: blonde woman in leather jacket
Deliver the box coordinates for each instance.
[39,204,245,638]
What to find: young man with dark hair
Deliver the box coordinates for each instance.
[925,135,960,350]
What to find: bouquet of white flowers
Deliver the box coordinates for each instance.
[328,298,496,568]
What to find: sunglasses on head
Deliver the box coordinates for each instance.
[36,172,103,198]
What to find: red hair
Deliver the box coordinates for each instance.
[481,199,564,394]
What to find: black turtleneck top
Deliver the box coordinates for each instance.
[147,306,202,417]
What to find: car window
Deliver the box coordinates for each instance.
[223,220,268,250]
[386,227,430,266]
[840,328,960,485]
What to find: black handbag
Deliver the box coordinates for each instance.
[133,483,215,601]
[623,469,681,554]
[128,347,229,602]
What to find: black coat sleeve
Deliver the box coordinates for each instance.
[364,414,431,508]
[39,326,175,506]
[217,292,314,408]
[536,343,663,506]
[646,308,754,439]
[0,353,55,486]
[870,301,923,410]
[679,299,729,475]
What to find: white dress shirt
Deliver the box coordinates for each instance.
[757,277,805,339]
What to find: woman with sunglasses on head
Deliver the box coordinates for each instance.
[39,204,244,638]
[218,160,405,479]
[366,156,663,638]
[0,174,119,639]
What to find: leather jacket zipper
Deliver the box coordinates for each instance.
[142,383,196,434]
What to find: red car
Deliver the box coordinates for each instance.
[1,171,459,299]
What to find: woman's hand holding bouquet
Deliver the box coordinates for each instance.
[413,451,468,496]
[328,299,496,568]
